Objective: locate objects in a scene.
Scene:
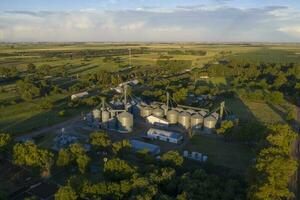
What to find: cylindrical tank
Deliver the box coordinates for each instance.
[178,112,191,129]
[211,112,219,120]
[199,110,207,117]
[101,110,110,123]
[141,106,152,117]
[186,109,196,115]
[152,108,164,118]
[167,109,178,124]
[203,116,217,133]
[175,107,185,113]
[117,111,133,132]
[92,109,101,119]
[191,114,204,129]
[150,103,159,109]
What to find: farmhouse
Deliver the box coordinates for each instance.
[147,128,183,144]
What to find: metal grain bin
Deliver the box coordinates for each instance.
[211,112,219,120]
[199,110,207,117]
[191,114,204,129]
[167,109,178,124]
[203,116,217,133]
[101,110,110,123]
[117,111,133,132]
[174,107,185,113]
[141,106,152,117]
[186,109,196,115]
[92,109,101,119]
[178,112,191,129]
[152,108,164,118]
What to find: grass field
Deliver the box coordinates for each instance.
[184,134,254,172]
[226,97,285,124]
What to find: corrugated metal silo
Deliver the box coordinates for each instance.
[152,108,164,118]
[199,110,207,117]
[92,109,101,119]
[117,111,133,132]
[178,112,191,129]
[141,106,152,117]
[101,110,110,123]
[191,113,204,129]
[167,109,178,124]
[203,116,217,133]
[186,109,196,115]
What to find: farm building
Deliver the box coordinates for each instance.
[147,128,183,144]
[130,139,161,155]
[71,91,89,100]
[146,115,169,127]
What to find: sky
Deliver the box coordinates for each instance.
[0,0,300,42]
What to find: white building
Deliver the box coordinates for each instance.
[147,128,183,144]
[146,115,169,127]
[71,91,89,100]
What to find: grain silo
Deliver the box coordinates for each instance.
[211,112,219,120]
[117,111,133,132]
[186,109,196,115]
[175,107,185,113]
[141,106,152,117]
[101,110,110,128]
[101,110,110,123]
[199,110,207,117]
[203,116,217,133]
[152,108,164,118]
[178,112,191,129]
[167,109,178,124]
[92,109,101,119]
[191,114,204,129]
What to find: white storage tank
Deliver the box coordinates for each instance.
[117,111,133,132]
[101,110,110,123]
[167,109,179,124]
[203,116,217,133]
[141,106,152,117]
[152,108,164,118]
[211,112,219,120]
[92,109,101,119]
[191,113,204,129]
[178,112,191,129]
[186,109,196,115]
[199,110,207,117]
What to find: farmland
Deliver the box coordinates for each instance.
[1,42,300,199]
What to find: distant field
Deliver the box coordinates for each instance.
[185,134,254,172]
[228,48,300,64]
[226,97,285,124]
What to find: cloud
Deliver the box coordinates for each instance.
[0,5,300,42]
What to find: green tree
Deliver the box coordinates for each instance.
[0,133,11,148]
[13,141,54,177]
[112,140,131,155]
[76,154,90,174]
[216,120,234,136]
[250,124,298,200]
[161,151,184,167]
[172,88,188,103]
[104,158,136,181]
[56,149,70,167]
[55,185,77,200]
[89,131,111,150]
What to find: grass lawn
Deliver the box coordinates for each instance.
[184,134,254,172]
